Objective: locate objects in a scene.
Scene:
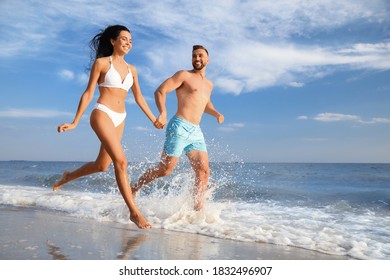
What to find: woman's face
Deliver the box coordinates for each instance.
[111,30,132,55]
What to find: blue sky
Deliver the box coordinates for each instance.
[0,0,389,163]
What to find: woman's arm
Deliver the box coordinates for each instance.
[57,59,102,133]
[130,65,162,128]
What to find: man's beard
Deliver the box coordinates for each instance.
[192,62,205,70]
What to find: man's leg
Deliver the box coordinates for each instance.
[132,150,179,195]
[187,150,210,211]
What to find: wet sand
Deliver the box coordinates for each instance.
[0,206,351,260]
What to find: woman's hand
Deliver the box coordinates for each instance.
[153,118,166,129]
[153,114,166,129]
[57,122,76,133]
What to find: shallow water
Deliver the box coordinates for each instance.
[0,161,389,259]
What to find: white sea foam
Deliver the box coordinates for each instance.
[1,184,389,259]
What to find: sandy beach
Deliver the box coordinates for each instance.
[0,206,351,260]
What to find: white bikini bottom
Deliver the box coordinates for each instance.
[93,103,126,127]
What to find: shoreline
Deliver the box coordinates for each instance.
[0,206,351,260]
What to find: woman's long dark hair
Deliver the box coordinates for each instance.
[88,25,130,67]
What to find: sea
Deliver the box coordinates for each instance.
[0,160,389,260]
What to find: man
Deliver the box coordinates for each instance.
[132,45,224,210]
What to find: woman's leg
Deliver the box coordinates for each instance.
[53,142,113,191]
[90,109,151,229]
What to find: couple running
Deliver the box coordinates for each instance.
[54,25,224,229]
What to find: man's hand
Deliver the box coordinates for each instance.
[153,120,165,129]
[217,113,224,124]
[154,114,167,129]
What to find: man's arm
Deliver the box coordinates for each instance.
[205,101,224,124]
[154,71,185,126]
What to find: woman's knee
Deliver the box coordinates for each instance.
[94,158,111,172]
[94,160,111,172]
[113,157,128,172]
[97,164,110,172]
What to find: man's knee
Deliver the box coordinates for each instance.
[195,165,210,179]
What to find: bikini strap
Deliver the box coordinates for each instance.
[109,55,130,73]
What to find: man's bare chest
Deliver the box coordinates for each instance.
[181,78,211,96]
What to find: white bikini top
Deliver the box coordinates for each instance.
[98,56,133,92]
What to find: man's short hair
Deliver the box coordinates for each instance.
[193,45,208,56]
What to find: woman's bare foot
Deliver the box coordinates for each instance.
[53,171,70,191]
[130,212,151,229]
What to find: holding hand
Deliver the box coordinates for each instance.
[153,120,165,129]
[153,114,167,129]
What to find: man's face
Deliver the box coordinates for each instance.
[192,49,208,70]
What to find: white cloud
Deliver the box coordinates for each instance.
[300,112,390,124]
[77,72,89,84]
[212,40,390,94]
[360,117,390,124]
[1,0,389,94]
[59,69,74,80]
[314,113,361,122]
[126,97,136,105]
[58,70,89,84]
[218,123,245,132]
[337,42,390,70]
[214,78,245,96]
[126,95,154,106]
[288,82,305,88]
[0,108,73,118]
[126,1,390,94]
[132,126,149,131]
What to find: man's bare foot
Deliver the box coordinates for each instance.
[130,212,151,229]
[53,171,70,191]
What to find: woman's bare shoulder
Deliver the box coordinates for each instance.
[95,56,110,66]
[127,63,137,73]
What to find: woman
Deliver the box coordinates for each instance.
[54,25,162,229]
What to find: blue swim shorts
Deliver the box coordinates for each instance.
[164,115,207,157]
